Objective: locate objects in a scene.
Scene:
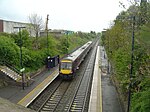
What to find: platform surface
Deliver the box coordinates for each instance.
[0,66,59,107]
[17,69,59,107]
[88,46,102,112]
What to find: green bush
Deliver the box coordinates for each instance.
[0,36,20,66]
[131,89,150,112]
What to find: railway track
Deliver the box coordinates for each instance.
[28,77,63,111]
[38,81,71,112]
[28,40,98,112]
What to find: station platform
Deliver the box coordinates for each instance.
[88,46,102,112]
[0,66,59,107]
[17,69,59,107]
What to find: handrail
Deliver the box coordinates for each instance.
[0,61,21,75]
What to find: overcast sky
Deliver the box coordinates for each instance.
[0,0,130,32]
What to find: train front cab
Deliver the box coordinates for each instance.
[59,59,74,79]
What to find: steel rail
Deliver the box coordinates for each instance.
[38,81,70,112]
[28,77,62,111]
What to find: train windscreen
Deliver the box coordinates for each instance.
[61,62,72,70]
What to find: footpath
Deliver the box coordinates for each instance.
[100,46,124,112]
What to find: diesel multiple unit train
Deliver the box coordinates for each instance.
[59,41,92,78]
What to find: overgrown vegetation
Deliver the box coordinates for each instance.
[0,31,95,73]
[102,1,150,112]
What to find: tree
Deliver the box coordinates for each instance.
[59,36,70,54]
[11,30,31,48]
[28,14,43,49]
[140,0,148,24]
[0,36,20,66]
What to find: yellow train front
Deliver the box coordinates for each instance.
[59,41,92,79]
[59,58,74,78]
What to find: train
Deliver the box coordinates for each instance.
[59,41,92,78]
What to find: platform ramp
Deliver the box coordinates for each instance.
[0,66,21,82]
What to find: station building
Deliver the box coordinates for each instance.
[0,19,35,37]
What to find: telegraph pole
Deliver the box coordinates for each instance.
[45,14,49,55]
[14,26,26,90]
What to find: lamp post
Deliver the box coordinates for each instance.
[127,16,135,112]
[14,27,26,90]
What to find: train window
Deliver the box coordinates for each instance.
[61,62,72,70]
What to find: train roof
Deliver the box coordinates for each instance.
[62,41,92,62]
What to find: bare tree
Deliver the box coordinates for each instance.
[28,14,43,49]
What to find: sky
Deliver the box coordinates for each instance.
[0,0,130,32]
